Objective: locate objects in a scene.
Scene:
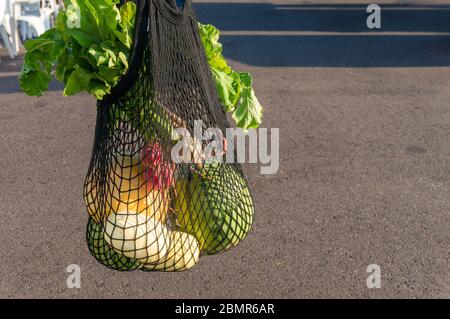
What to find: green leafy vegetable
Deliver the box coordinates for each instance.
[232,73,262,130]
[19,29,65,96]
[20,0,135,99]
[19,2,263,129]
[198,23,263,130]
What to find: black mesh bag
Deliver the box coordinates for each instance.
[83,0,254,272]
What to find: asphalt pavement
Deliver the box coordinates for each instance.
[0,0,449,298]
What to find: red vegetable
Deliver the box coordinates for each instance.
[141,142,175,191]
[145,162,175,191]
[141,142,163,168]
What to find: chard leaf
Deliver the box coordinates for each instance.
[19,29,64,96]
[21,0,134,99]
[89,82,111,100]
[62,0,102,47]
[87,44,109,67]
[232,73,263,130]
[55,51,74,83]
[63,66,94,96]
[114,1,136,48]
[19,66,53,97]
[211,68,241,112]
[199,23,264,129]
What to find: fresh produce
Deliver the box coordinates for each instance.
[198,23,263,130]
[27,1,258,272]
[174,164,254,254]
[87,217,141,271]
[143,231,200,272]
[106,154,169,220]
[141,143,163,168]
[144,162,175,192]
[84,154,170,222]
[104,211,170,264]
[141,142,175,191]
[20,0,136,100]
[19,2,263,130]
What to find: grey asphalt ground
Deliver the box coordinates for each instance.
[0,0,449,298]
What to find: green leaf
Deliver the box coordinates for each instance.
[114,1,136,48]
[199,23,230,72]
[19,66,53,97]
[199,22,263,129]
[89,81,111,100]
[63,66,94,96]
[63,0,121,47]
[62,1,101,47]
[19,29,65,96]
[232,73,263,130]
[211,68,241,112]
[87,44,108,67]
[19,1,263,132]
[118,51,129,70]
[20,0,135,99]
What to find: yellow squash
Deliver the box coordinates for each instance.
[84,155,169,223]
[104,211,171,265]
[143,231,200,272]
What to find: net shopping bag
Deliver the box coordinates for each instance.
[84,0,254,272]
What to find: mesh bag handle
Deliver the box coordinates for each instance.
[105,0,194,103]
[152,0,192,24]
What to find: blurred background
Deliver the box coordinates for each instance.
[0,0,449,298]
